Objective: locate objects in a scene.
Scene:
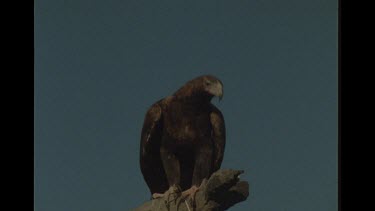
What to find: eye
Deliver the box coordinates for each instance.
[205,81,211,86]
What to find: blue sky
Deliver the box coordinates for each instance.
[35,1,338,210]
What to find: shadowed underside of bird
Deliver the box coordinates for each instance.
[139,75,226,207]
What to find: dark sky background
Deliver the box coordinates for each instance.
[34,0,338,210]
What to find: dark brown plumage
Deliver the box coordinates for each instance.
[139,75,226,198]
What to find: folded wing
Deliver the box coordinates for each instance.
[139,101,168,195]
[210,105,226,173]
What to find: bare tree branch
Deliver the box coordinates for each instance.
[133,169,249,211]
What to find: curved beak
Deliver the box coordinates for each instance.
[214,81,224,101]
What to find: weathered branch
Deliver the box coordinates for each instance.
[132,169,249,211]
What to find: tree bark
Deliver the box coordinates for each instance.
[132,169,249,211]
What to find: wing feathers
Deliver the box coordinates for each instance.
[210,106,226,172]
[139,102,168,194]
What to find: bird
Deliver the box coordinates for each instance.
[139,75,226,206]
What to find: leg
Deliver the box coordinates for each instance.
[182,145,213,208]
[192,145,213,186]
[159,146,182,203]
[160,146,181,187]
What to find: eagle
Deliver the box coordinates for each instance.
[139,75,226,203]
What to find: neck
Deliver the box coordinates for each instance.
[173,87,212,106]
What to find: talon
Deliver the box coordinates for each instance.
[162,185,181,205]
[181,185,200,209]
[152,193,165,199]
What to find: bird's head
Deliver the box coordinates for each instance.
[174,75,223,102]
[200,75,224,101]
[174,75,224,103]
